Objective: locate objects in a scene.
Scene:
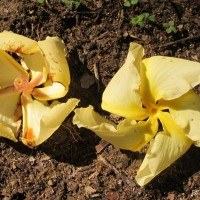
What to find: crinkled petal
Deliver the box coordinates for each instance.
[37,37,70,98]
[142,56,200,101]
[73,106,158,151]
[102,43,148,120]
[0,50,28,88]
[21,95,79,146]
[0,87,22,141]
[22,53,48,86]
[162,90,200,147]
[0,31,38,54]
[0,31,48,85]
[135,112,192,186]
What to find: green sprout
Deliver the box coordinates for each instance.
[36,0,82,9]
[131,13,155,28]
[124,0,139,7]
[36,0,44,3]
[61,0,82,9]
[163,20,177,34]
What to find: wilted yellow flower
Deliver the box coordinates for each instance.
[0,31,79,146]
[73,43,200,186]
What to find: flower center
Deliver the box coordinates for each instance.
[150,107,157,115]
[14,73,43,96]
[14,77,29,92]
[143,103,159,116]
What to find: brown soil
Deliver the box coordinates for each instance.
[0,0,200,199]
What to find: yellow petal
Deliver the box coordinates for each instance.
[162,90,200,147]
[73,106,158,151]
[0,124,18,142]
[0,50,28,88]
[0,87,22,141]
[0,31,48,85]
[135,112,192,186]
[22,53,48,86]
[142,56,200,101]
[0,31,38,54]
[37,37,70,97]
[128,42,144,73]
[21,95,79,146]
[102,43,148,120]
[32,82,67,101]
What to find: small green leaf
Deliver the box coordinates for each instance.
[143,13,149,18]
[36,0,44,3]
[130,0,138,5]
[148,15,155,22]
[138,21,144,28]
[124,1,131,7]
[169,20,175,26]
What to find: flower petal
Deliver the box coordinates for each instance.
[0,50,28,88]
[135,112,192,186]
[32,82,66,101]
[0,31,38,54]
[162,90,200,147]
[37,37,70,98]
[0,124,18,142]
[22,53,48,86]
[73,106,158,151]
[102,43,148,120]
[0,87,21,142]
[0,31,48,85]
[21,95,79,146]
[142,56,200,101]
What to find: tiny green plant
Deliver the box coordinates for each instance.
[163,20,177,34]
[124,0,139,7]
[36,0,82,9]
[61,0,82,9]
[36,0,44,3]
[131,13,155,28]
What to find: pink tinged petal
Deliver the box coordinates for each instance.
[142,56,200,102]
[135,112,192,186]
[21,95,79,146]
[37,37,70,98]
[0,50,28,88]
[73,106,158,151]
[164,90,200,147]
[22,53,48,86]
[0,87,22,142]
[102,43,148,120]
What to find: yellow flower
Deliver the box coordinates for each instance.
[0,31,79,146]
[73,43,200,186]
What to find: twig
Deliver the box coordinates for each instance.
[95,140,109,153]
[157,35,200,48]
[98,155,136,187]
[93,63,100,92]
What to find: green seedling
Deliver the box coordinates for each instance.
[36,0,44,3]
[124,0,139,7]
[163,20,177,34]
[61,0,82,9]
[36,0,82,9]
[131,13,155,28]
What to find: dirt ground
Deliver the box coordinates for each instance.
[0,0,200,199]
